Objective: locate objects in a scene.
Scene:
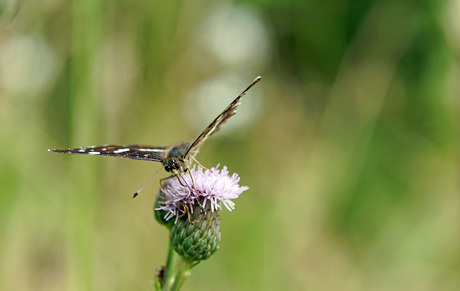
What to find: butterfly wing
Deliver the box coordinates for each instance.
[182,76,261,158]
[49,145,167,162]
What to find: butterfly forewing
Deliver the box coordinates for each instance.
[182,76,261,158]
[49,145,167,162]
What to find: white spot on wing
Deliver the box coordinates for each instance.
[88,151,100,155]
[113,148,130,154]
[138,148,163,152]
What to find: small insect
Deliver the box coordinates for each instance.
[49,76,261,198]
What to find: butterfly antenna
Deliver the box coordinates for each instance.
[132,166,166,198]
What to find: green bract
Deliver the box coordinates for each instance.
[170,211,221,262]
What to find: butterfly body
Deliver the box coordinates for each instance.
[163,143,192,173]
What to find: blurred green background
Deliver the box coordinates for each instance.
[1,0,459,290]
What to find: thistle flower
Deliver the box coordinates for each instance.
[154,165,248,264]
[156,165,249,223]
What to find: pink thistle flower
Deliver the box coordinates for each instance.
[156,165,248,223]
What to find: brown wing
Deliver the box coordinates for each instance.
[48,145,167,162]
[182,76,261,158]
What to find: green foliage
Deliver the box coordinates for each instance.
[1,0,458,290]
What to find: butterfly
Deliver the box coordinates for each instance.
[49,76,261,197]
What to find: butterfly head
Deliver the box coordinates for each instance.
[164,146,187,173]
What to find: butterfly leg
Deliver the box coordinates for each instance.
[159,175,174,191]
[182,168,206,214]
[190,156,208,170]
[159,173,189,190]
[159,175,185,201]
[184,168,196,190]
[175,171,191,189]
[177,203,198,224]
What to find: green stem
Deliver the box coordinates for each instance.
[158,242,193,291]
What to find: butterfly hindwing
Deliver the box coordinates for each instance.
[49,145,167,162]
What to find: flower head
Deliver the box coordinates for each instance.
[156,165,248,223]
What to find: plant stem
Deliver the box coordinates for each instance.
[159,242,193,291]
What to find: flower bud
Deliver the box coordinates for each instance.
[170,210,221,262]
